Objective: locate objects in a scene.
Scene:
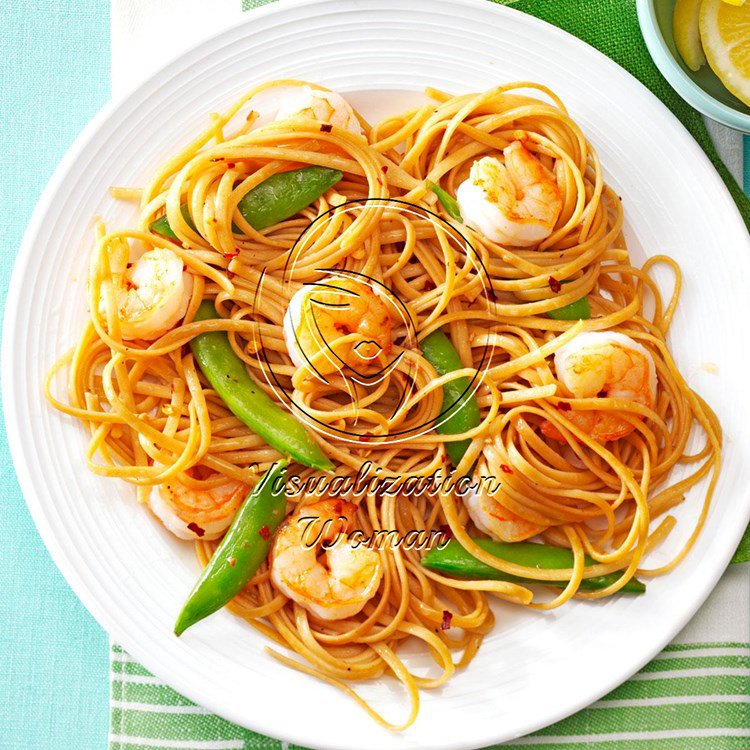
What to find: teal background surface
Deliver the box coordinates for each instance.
[0,2,110,748]
[0,2,748,749]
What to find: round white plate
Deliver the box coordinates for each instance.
[4,1,750,748]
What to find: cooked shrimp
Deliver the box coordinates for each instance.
[455,140,563,247]
[542,331,658,443]
[149,467,249,541]
[283,276,392,375]
[270,498,382,621]
[275,86,363,135]
[464,439,546,542]
[104,248,193,340]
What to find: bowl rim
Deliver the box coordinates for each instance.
[636,0,750,133]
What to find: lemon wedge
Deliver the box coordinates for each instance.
[700,0,750,106]
[674,0,706,71]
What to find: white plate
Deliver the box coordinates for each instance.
[4,1,750,748]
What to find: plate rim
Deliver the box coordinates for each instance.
[3,0,749,748]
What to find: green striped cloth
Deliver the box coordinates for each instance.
[109,566,750,750]
[109,1,750,748]
[110,640,750,750]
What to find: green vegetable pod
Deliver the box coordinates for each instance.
[420,329,481,466]
[546,281,591,321]
[175,461,289,636]
[422,538,645,594]
[190,301,333,472]
[428,181,463,222]
[151,166,343,239]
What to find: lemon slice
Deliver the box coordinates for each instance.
[674,0,706,71]
[700,0,750,106]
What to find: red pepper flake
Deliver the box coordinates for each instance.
[500,464,513,474]
[358,433,374,442]
[191,465,213,481]
[440,610,453,630]
[558,402,572,412]
[226,162,236,169]
[381,165,389,174]
[224,249,240,259]
[548,276,562,293]
[187,522,205,537]
[228,557,236,568]
[320,123,333,133]
[258,525,271,540]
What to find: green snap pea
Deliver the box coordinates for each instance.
[151,204,196,239]
[422,538,645,594]
[174,461,288,636]
[420,329,481,466]
[428,181,463,222]
[151,166,343,239]
[546,281,591,321]
[190,301,333,472]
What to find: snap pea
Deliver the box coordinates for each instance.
[546,281,591,321]
[174,461,288,636]
[428,181,463,222]
[420,329,481,466]
[546,296,591,321]
[422,538,646,594]
[151,204,196,240]
[190,301,333,472]
[151,166,343,239]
